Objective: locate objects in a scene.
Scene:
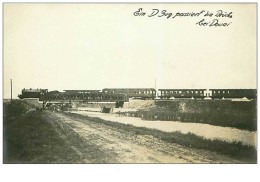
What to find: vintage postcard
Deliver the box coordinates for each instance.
[3,3,257,164]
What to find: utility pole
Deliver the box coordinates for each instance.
[155,78,157,90]
[10,79,12,101]
[155,78,157,98]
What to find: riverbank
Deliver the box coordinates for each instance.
[66,111,257,163]
[70,110,257,148]
[71,99,257,131]
[118,100,257,131]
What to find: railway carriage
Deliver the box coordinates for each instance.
[159,89,206,99]
[58,90,128,102]
[102,88,156,99]
[210,89,257,99]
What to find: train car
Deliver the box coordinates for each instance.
[63,90,128,102]
[44,89,129,102]
[102,88,156,99]
[63,90,101,100]
[44,90,66,100]
[159,89,206,99]
[210,89,257,99]
[18,88,48,101]
[101,92,129,102]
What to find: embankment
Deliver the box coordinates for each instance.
[3,100,81,163]
[123,100,155,109]
[71,99,155,112]
[121,100,257,131]
[23,98,43,108]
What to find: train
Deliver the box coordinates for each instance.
[18,88,257,101]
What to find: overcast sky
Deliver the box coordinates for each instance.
[4,4,256,98]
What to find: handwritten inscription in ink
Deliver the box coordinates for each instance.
[133,8,233,27]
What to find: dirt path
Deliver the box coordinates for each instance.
[45,111,245,163]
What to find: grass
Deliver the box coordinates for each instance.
[122,100,257,131]
[64,112,257,163]
[3,101,81,163]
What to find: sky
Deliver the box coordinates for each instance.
[3,3,257,98]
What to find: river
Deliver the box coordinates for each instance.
[69,110,257,148]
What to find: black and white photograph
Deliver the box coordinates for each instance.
[2,2,257,164]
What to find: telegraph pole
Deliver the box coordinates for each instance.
[155,78,157,98]
[10,79,12,101]
[155,78,157,90]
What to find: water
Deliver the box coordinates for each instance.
[76,107,137,112]
[70,110,257,148]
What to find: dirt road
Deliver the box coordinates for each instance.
[45,111,245,163]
